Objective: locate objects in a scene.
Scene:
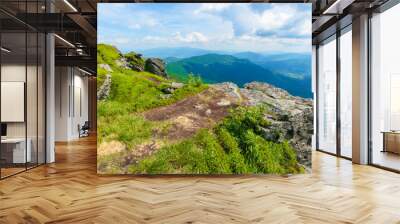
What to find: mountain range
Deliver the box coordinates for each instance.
[140,47,312,98]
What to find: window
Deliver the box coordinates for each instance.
[317,36,337,154]
[370,3,400,171]
[339,28,352,158]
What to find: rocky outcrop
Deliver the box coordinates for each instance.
[115,57,129,69]
[99,63,113,72]
[145,58,168,77]
[97,74,112,100]
[210,82,312,167]
[125,52,145,72]
[240,82,313,168]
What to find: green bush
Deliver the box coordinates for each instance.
[187,73,203,87]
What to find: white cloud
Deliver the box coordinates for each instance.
[98,3,311,53]
[198,4,309,39]
[174,32,209,43]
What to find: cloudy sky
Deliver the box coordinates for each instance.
[98,3,311,53]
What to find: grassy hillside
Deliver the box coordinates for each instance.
[97,44,208,147]
[166,54,312,98]
[97,44,306,175]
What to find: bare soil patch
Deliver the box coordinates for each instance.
[144,87,241,140]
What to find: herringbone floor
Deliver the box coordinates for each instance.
[1,136,400,224]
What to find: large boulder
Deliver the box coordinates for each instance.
[145,58,168,77]
[97,74,112,100]
[240,82,313,168]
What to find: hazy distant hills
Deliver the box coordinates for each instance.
[140,47,312,98]
[140,47,220,59]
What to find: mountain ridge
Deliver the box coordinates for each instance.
[166,54,312,98]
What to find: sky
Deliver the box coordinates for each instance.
[98,3,311,54]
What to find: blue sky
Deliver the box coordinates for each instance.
[98,3,311,53]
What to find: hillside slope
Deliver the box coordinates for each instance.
[97,44,312,175]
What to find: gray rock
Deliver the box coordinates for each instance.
[99,64,112,72]
[212,82,241,100]
[145,58,168,77]
[171,82,184,89]
[160,94,172,99]
[97,74,112,100]
[115,58,129,69]
[162,87,175,94]
[217,99,231,106]
[241,81,313,168]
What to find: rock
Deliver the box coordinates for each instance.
[217,99,231,106]
[205,109,212,116]
[97,74,112,100]
[161,82,185,94]
[145,58,168,77]
[171,82,184,89]
[99,63,112,72]
[240,81,313,168]
[115,58,129,69]
[212,82,241,100]
[162,87,175,94]
[194,104,204,110]
[160,94,172,99]
[125,52,145,71]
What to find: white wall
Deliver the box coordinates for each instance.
[55,67,89,141]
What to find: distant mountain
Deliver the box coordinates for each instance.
[234,52,311,80]
[140,47,217,59]
[140,47,311,79]
[164,57,181,63]
[166,54,312,98]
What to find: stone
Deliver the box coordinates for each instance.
[125,52,145,72]
[99,63,112,72]
[171,82,184,89]
[240,81,313,168]
[205,109,212,116]
[162,87,175,94]
[97,74,112,100]
[217,99,231,106]
[160,94,172,99]
[145,58,168,77]
[115,58,129,69]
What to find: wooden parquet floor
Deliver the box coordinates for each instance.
[1,136,400,224]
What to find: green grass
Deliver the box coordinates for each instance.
[128,106,304,175]
[97,44,122,68]
[97,43,304,175]
[97,67,208,147]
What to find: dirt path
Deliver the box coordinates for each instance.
[144,86,242,140]
[99,85,243,171]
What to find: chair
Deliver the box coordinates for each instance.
[79,121,90,138]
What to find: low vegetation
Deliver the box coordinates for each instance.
[97,44,207,157]
[97,43,304,175]
[128,106,304,174]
